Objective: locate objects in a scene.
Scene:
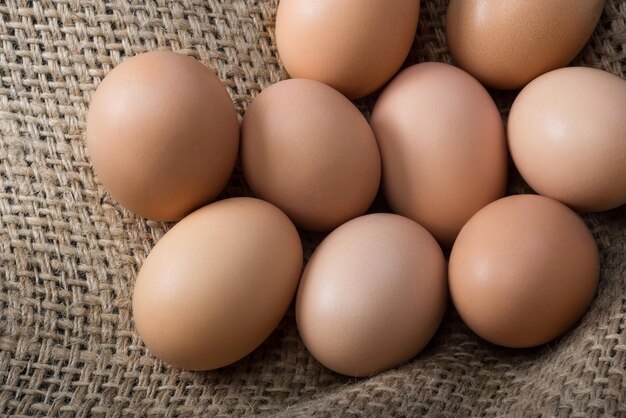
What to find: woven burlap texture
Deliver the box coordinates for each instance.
[0,0,624,416]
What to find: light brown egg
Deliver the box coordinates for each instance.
[241,79,381,232]
[132,198,303,371]
[446,0,605,89]
[509,67,626,212]
[449,195,599,348]
[276,0,420,99]
[370,62,507,247]
[296,213,447,377]
[87,51,239,221]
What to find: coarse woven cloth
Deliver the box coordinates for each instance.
[0,0,625,416]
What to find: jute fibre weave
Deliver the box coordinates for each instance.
[0,0,624,416]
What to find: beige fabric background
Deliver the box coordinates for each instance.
[0,0,624,416]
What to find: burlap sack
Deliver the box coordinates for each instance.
[0,0,624,416]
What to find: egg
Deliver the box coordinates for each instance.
[132,198,303,371]
[276,0,420,99]
[508,67,626,212]
[241,79,381,232]
[370,62,507,247]
[296,213,447,377]
[446,0,605,89]
[87,51,239,221]
[449,195,599,348]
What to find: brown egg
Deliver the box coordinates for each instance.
[276,0,420,99]
[87,51,239,221]
[509,67,626,212]
[132,198,303,371]
[449,195,599,348]
[446,0,605,89]
[296,213,447,377]
[370,62,507,247]
[241,79,381,232]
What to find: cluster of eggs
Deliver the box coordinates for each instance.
[86,0,626,377]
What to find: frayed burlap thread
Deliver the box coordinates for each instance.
[0,0,624,417]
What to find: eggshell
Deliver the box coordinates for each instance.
[508,67,626,212]
[296,213,447,377]
[276,0,420,99]
[370,62,507,247]
[87,51,239,221]
[241,79,381,232]
[449,195,599,348]
[132,197,303,371]
[446,0,605,89]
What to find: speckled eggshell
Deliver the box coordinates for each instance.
[241,79,381,232]
[87,51,239,221]
[296,213,447,377]
[446,0,605,89]
[370,62,507,247]
[276,0,420,99]
[132,198,303,371]
[508,67,626,212]
[449,195,599,348]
